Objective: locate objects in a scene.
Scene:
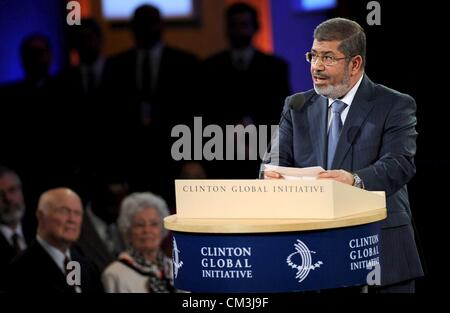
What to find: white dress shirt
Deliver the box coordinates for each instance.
[327,74,364,129]
[136,42,164,93]
[231,46,255,71]
[80,57,105,93]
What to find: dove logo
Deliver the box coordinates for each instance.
[286,239,323,283]
[172,237,183,279]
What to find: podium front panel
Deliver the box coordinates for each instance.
[171,221,382,293]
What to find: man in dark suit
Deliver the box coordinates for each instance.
[56,19,107,178]
[0,166,34,290]
[101,4,198,196]
[202,2,290,127]
[102,4,198,129]
[76,170,128,272]
[63,18,105,98]
[1,33,57,142]
[59,18,106,125]
[6,188,103,293]
[264,18,423,292]
[201,3,290,179]
[0,34,73,201]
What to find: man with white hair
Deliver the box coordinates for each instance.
[6,188,103,293]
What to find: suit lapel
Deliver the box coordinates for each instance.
[33,242,75,292]
[307,95,328,168]
[0,232,14,261]
[332,75,376,169]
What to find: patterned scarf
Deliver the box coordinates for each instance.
[118,249,175,293]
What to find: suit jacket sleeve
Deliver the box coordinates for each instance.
[356,94,417,196]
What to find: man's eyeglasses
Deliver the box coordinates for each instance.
[305,52,350,66]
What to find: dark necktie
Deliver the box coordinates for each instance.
[11,233,21,256]
[86,66,96,94]
[141,52,153,100]
[234,55,246,71]
[64,255,70,276]
[327,100,347,169]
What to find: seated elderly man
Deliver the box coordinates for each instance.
[102,192,174,293]
[6,188,103,293]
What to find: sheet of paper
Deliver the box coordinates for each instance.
[263,164,325,180]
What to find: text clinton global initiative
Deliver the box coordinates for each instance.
[182,184,325,193]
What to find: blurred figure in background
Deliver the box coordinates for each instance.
[6,188,103,293]
[76,170,128,272]
[201,3,290,179]
[103,4,198,129]
[57,19,107,183]
[0,34,55,158]
[64,18,105,98]
[1,34,76,203]
[202,2,290,127]
[102,192,174,293]
[102,4,199,201]
[19,33,53,90]
[3,34,56,132]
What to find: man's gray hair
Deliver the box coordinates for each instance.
[118,192,170,241]
[314,17,366,67]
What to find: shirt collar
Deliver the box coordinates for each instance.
[80,57,105,75]
[138,41,164,59]
[328,73,364,108]
[0,223,24,244]
[36,235,71,273]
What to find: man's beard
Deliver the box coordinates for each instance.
[0,204,25,225]
[313,67,351,99]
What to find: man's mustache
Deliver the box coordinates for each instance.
[313,72,329,79]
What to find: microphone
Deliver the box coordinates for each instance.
[259,92,308,178]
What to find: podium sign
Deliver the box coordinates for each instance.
[175,180,385,219]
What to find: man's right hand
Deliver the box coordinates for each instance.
[263,171,284,179]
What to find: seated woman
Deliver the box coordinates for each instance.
[102,192,174,292]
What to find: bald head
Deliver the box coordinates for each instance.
[38,188,81,212]
[37,188,83,252]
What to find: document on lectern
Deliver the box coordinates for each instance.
[263,164,325,180]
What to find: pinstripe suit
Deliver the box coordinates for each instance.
[274,75,424,286]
